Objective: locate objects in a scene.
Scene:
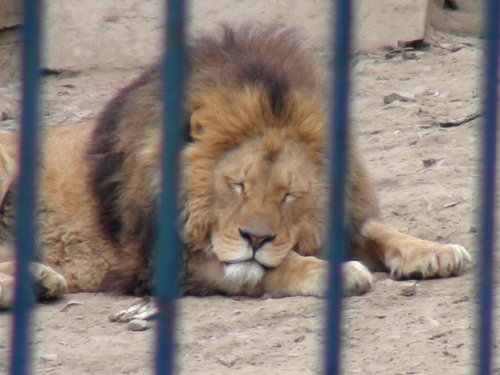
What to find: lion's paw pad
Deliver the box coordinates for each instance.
[342,261,372,296]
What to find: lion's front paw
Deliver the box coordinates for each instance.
[31,263,68,300]
[301,260,372,297]
[296,260,373,297]
[342,261,372,296]
[0,263,68,308]
[302,260,328,298]
[387,241,471,280]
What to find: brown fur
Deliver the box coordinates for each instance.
[0,24,470,305]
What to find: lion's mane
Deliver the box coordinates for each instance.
[87,24,379,295]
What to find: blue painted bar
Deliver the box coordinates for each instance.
[325,0,352,374]
[10,1,43,375]
[478,0,499,373]
[154,0,186,374]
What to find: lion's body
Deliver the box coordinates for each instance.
[0,124,145,293]
[0,25,470,306]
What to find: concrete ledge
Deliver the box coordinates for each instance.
[354,0,483,51]
[0,0,21,30]
[354,0,429,51]
[0,0,484,76]
[429,0,483,37]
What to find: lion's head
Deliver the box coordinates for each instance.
[183,133,328,286]
[181,36,329,286]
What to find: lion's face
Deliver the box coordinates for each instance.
[209,135,327,285]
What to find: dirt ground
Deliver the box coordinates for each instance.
[0,1,497,374]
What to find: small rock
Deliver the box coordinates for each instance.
[127,319,149,331]
[352,61,366,76]
[400,282,417,296]
[412,84,428,97]
[397,39,429,50]
[428,318,440,327]
[0,111,14,121]
[217,355,236,367]
[383,92,416,104]
[402,50,419,60]
[380,279,394,287]
[74,110,93,119]
[294,335,306,343]
[40,353,58,362]
[422,158,439,168]
[58,89,71,96]
[59,300,83,312]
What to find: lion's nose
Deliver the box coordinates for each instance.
[239,229,275,252]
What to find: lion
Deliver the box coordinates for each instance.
[0,24,470,309]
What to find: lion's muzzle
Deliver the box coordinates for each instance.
[238,228,276,253]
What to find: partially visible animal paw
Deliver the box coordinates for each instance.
[31,263,68,300]
[342,261,373,296]
[387,242,471,280]
[0,274,14,308]
[109,296,158,323]
[301,259,328,298]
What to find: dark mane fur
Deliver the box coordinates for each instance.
[88,66,160,245]
[189,24,319,117]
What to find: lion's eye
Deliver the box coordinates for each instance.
[234,183,244,194]
[283,193,295,203]
[230,181,245,195]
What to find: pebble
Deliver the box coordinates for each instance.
[399,282,417,296]
[411,84,428,97]
[217,355,236,367]
[383,92,416,104]
[127,319,149,331]
[59,300,83,312]
[380,279,394,287]
[40,353,58,362]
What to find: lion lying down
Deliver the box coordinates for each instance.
[0,24,470,308]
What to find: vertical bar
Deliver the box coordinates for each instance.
[325,0,352,374]
[155,1,186,374]
[10,1,42,375]
[478,0,499,373]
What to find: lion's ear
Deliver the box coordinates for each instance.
[190,110,205,141]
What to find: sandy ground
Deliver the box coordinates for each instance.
[0,1,497,374]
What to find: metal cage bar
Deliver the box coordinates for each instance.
[10,1,43,374]
[325,0,352,374]
[10,1,499,375]
[478,0,499,373]
[154,1,187,374]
